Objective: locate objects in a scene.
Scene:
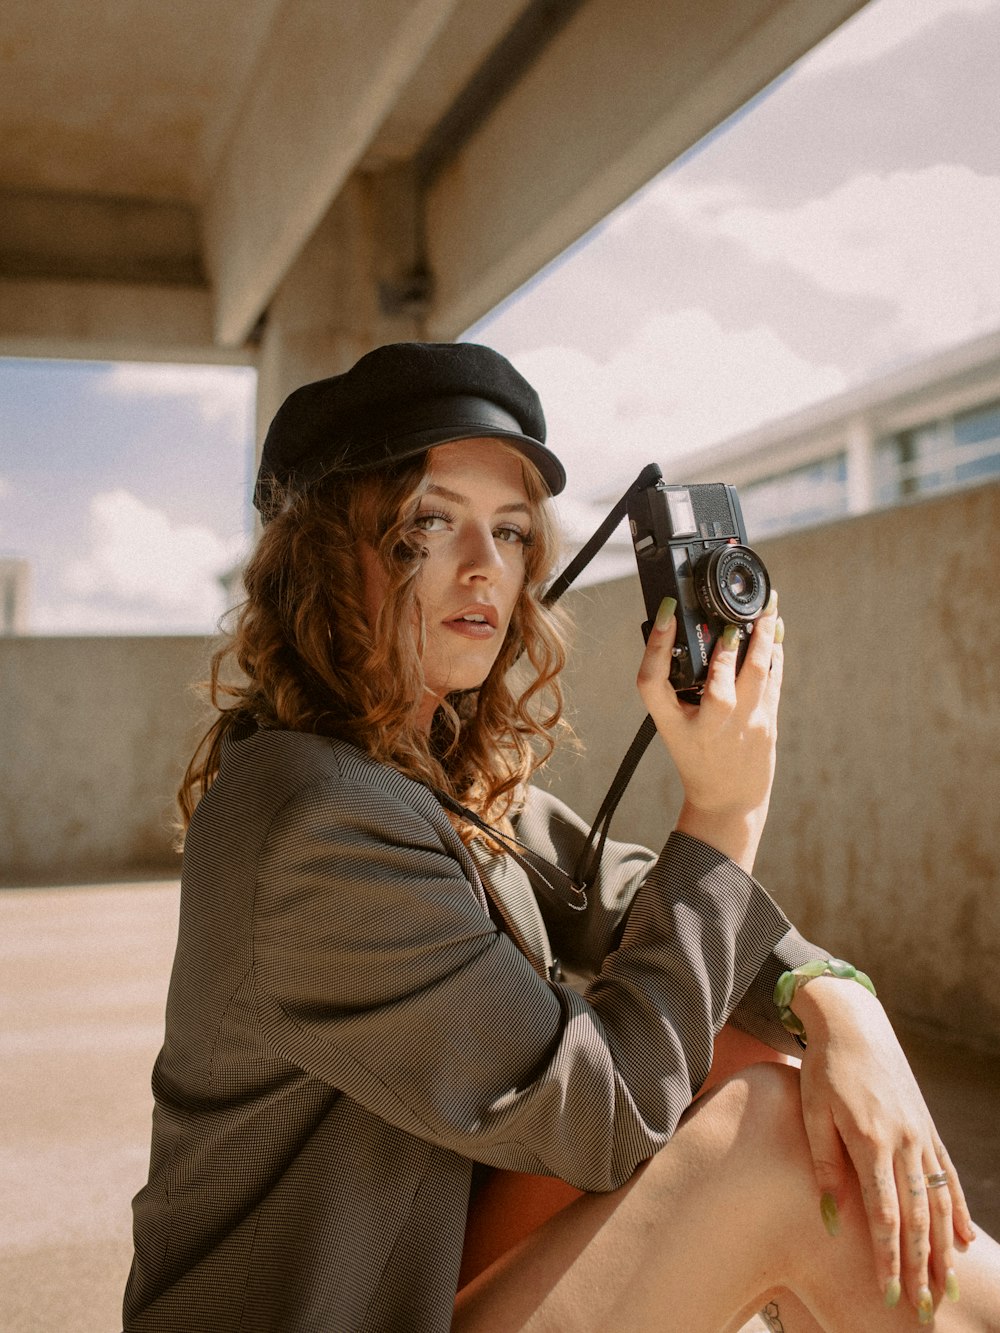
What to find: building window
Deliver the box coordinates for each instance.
[954,400,1000,482]
[739,454,848,539]
[875,399,1000,503]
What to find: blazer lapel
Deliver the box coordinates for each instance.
[468,842,555,981]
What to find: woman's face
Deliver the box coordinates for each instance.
[362,439,535,728]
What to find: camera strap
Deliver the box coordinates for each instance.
[543,462,662,606]
[431,786,588,913]
[543,463,664,891]
[570,713,659,891]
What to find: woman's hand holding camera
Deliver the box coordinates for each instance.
[636,590,783,873]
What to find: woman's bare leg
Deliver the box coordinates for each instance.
[690,1028,823,1333]
[453,1064,1000,1332]
[459,1026,821,1330]
[459,1024,795,1290]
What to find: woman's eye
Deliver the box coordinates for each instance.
[413,510,451,533]
[495,525,533,545]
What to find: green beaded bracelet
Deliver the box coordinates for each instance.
[774,957,877,1043]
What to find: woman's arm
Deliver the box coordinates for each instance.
[250,752,796,1193]
[573,589,805,1052]
[516,784,824,1056]
[637,598,975,1307]
[519,590,783,967]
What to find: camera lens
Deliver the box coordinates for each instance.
[696,544,770,625]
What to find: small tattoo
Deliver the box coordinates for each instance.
[761,1302,785,1332]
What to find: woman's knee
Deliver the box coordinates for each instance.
[619,1065,813,1278]
[695,1055,800,1119]
[699,1023,799,1099]
[734,1058,804,1123]
[675,1060,808,1173]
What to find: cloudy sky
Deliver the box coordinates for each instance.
[1,0,998,632]
[0,359,255,631]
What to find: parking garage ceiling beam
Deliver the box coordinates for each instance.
[0,278,250,366]
[422,0,869,339]
[205,0,459,348]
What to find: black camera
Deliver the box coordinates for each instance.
[626,478,770,702]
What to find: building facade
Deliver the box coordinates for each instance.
[682,328,1000,539]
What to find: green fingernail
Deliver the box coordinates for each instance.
[946,1269,960,1303]
[722,624,741,650]
[774,616,785,645]
[820,1191,840,1237]
[884,1277,901,1308]
[917,1287,933,1323]
[655,597,677,629]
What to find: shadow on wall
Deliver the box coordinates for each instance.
[1,481,997,1047]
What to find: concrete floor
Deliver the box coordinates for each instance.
[2,881,998,1333]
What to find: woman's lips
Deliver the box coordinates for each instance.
[444,616,496,639]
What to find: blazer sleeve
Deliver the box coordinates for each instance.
[250,763,802,1192]
[515,785,828,1058]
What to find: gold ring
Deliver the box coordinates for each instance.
[925,1171,949,1190]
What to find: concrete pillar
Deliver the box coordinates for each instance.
[254,166,430,457]
[845,413,876,515]
[0,558,32,635]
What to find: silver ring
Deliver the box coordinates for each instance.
[925,1171,949,1190]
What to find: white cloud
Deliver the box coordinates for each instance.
[658,165,1000,352]
[91,362,256,427]
[517,312,845,502]
[798,0,997,78]
[52,489,247,632]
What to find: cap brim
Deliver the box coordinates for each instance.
[382,426,565,496]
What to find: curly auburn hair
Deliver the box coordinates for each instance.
[177,443,571,836]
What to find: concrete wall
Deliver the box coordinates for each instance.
[547,480,1000,1049]
[2,482,997,1046]
[0,636,212,885]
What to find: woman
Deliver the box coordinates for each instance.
[124,341,999,1332]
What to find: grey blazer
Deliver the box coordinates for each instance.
[124,724,821,1332]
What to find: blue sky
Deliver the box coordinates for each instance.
[1,0,998,633]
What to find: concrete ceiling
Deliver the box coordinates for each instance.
[0,0,284,201]
[0,0,869,366]
[0,0,533,201]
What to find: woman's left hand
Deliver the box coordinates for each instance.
[792,977,975,1318]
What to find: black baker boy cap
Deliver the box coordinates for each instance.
[254,341,565,520]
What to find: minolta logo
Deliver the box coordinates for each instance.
[695,623,710,666]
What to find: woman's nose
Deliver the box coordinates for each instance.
[459,524,503,578]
